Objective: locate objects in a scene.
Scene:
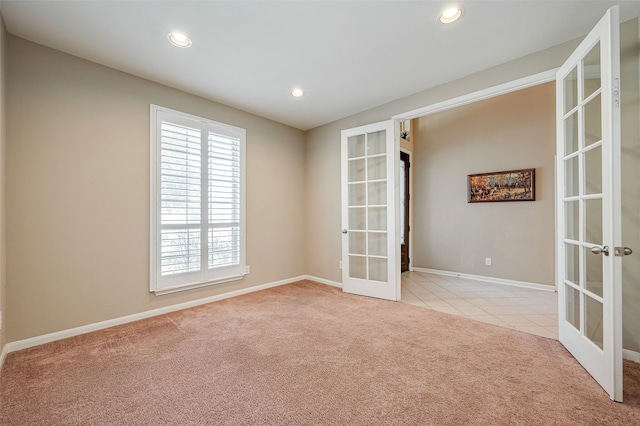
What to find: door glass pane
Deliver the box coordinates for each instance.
[565,243,580,285]
[585,198,602,244]
[565,283,581,330]
[368,181,386,206]
[348,207,365,230]
[585,146,602,194]
[565,200,579,240]
[348,183,365,206]
[564,66,578,114]
[565,155,579,197]
[368,207,387,231]
[583,41,601,99]
[584,94,602,146]
[349,232,366,255]
[348,135,365,158]
[349,256,366,279]
[585,297,604,349]
[349,159,365,182]
[368,232,387,257]
[367,156,386,180]
[369,258,388,282]
[367,131,386,155]
[564,111,579,155]
[585,246,603,298]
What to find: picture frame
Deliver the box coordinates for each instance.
[468,168,535,203]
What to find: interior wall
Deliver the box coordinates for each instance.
[5,37,307,342]
[412,83,556,285]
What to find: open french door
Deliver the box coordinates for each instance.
[341,120,399,301]
[556,6,628,401]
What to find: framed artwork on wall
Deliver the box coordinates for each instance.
[468,168,535,203]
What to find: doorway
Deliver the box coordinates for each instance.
[400,151,410,272]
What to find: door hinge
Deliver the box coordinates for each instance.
[614,78,620,109]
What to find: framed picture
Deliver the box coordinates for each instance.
[468,168,535,203]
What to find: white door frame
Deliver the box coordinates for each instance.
[392,69,557,124]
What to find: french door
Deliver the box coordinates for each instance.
[341,121,398,301]
[556,6,627,401]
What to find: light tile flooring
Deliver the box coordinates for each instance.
[401,271,558,339]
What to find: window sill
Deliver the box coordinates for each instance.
[152,273,246,296]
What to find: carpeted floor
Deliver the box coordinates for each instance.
[1,280,639,425]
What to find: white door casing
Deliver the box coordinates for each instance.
[341,120,399,301]
[556,6,623,401]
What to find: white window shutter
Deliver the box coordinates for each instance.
[150,106,246,294]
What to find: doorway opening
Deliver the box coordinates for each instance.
[400,151,410,272]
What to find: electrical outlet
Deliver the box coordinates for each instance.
[245,265,251,274]
[339,260,343,270]
[485,258,492,266]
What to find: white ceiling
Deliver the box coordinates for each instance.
[1,1,639,131]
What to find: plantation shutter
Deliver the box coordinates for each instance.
[151,106,246,294]
[160,122,202,276]
[208,132,241,269]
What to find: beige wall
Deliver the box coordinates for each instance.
[412,83,556,285]
[0,15,7,352]
[6,37,306,342]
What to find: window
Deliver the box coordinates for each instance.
[150,105,246,294]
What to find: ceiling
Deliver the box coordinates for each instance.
[1,1,639,131]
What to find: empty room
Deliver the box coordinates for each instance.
[0,1,639,424]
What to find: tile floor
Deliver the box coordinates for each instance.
[401,271,558,339]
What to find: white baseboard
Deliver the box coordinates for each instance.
[304,275,342,288]
[412,267,556,292]
[2,275,308,358]
[624,349,640,363]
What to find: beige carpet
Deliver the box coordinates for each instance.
[1,280,639,425]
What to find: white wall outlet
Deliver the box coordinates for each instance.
[245,265,251,274]
[485,258,492,266]
[339,260,343,270]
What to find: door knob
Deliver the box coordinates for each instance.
[342,229,348,234]
[590,245,609,256]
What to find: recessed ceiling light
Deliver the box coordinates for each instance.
[291,88,304,97]
[439,7,462,24]
[168,32,192,48]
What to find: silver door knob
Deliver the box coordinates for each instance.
[591,245,609,256]
[342,229,348,234]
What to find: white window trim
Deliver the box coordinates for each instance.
[150,105,247,295]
